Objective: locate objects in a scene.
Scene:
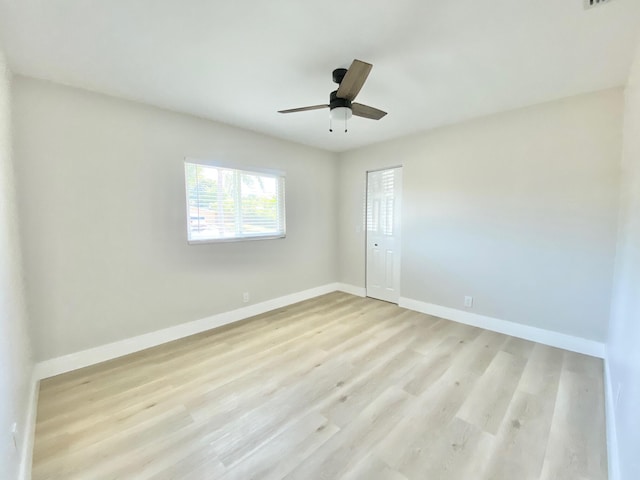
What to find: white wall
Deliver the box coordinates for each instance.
[0,48,33,479]
[13,77,338,361]
[339,89,623,342]
[608,44,640,480]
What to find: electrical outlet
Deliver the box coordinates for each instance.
[464,296,473,308]
[11,422,18,452]
[242,292,250,303]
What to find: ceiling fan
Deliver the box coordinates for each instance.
[278,59,387,132]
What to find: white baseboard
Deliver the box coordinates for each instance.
[19,368,39,480]
[32,283,605,374]
[399,297,605,358]
[604,355,620,480]
[335,283,366,297]
[34,283,341,380]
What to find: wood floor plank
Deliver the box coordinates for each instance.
[377,366,483,471]
[481,343,565,480]
[282,386,414,480]
[217,412,339,480]
[341,454,409,480]
[540,353,607,480]
[32,292,608,480]
[456,350,528,435]
[403,335,465,396]
[483,390,556,480]
[398,416,494,480]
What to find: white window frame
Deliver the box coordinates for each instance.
[184,159,286,244]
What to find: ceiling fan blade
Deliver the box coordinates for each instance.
[278,104,329,114]
[336,59,373,101]
[352,103,387,120]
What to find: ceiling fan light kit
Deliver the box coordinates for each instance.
[329,89,353,132]
[330,107,352,133]
[330,106,352,121]
[279,59,387,133]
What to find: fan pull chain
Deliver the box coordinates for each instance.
[329,115,333,133]
[345,109,348,133]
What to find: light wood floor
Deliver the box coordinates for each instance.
[32,292,608,480]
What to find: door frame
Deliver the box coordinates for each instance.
[365,165,403,303]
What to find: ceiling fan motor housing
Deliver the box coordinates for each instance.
[332,68,348,84]
[330,90,351,111]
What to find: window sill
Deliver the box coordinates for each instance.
[187,234,286,245]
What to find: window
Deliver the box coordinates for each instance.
[184,161,286,243]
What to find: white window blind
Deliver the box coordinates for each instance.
[185,162,286,243]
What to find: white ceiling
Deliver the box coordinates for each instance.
[1,0,639,152]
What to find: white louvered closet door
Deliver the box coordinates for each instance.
[366,167,402,303]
